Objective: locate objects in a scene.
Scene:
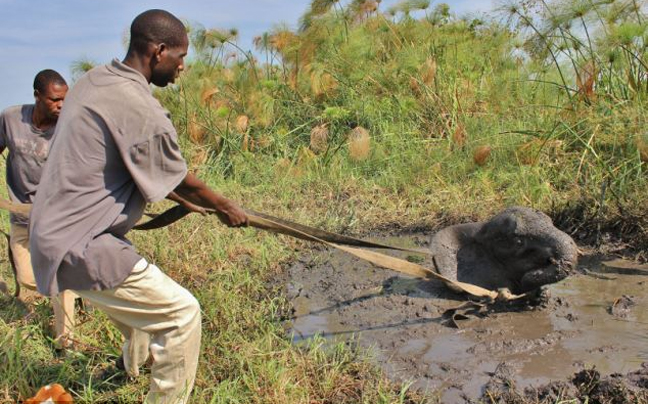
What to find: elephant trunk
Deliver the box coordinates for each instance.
[520,229,578,292]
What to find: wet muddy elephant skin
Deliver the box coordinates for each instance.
[430,206,578,294]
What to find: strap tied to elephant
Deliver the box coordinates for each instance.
[0,198,526,301]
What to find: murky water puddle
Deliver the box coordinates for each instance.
[284,234,648,400]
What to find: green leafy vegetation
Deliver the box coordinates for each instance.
[1,0,647,402]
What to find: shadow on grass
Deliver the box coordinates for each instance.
[0,293,34,324]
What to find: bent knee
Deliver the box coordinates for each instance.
[187,294,200,316]
[177,292,201,325]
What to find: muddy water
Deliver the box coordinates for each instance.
[284,234,648,401]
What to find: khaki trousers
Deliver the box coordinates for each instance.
[9,223,76,345]
[75,259,201,404]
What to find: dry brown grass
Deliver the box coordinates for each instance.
[288,69,299,91]
[576,60,597,103]
[353,0,379,22]
[211,99,230,112]
[348,126,371,161]
[270,30,298,53]
[452,122,466,149]
[188,115,206,143]
[420,57,437,86]
[516,139,541,165]
[310,71,338,97]
[516,139,565,166]
[409,77,421,96]
[242,134,254,152]
[235,115,249,133]
[274,157,291,172]
[201,87,220,106]
[190,147,209,167]
[222,68,235,83]
[636,137,648,162]
[473,145,491,166]
[310,124,329,154]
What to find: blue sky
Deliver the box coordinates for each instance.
[0,0,494,107]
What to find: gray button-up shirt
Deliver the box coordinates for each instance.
[0,104,55,225]
[30,59,188,296]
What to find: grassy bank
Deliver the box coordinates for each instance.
[1,0,648,402]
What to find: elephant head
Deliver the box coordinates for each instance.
[430,206,578,294]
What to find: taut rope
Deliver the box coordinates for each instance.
[0,199,526,301]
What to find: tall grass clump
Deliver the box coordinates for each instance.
[495,0,647,224]
[2,1,648,403]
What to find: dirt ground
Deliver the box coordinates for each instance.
[283,232,648,403]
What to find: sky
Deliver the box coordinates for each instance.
[0,0,495,107]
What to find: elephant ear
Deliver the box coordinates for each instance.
[475,212,518,243]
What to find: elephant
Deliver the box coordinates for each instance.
[430,206,578,294]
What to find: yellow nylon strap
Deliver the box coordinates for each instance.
[0,198,525,301]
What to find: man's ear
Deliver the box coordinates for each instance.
[33,89,40,100]
[154,43,167,61]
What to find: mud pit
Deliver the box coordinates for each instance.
[284,233,648,402]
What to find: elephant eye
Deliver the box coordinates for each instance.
[513,237,524,246]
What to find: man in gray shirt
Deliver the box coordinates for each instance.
[0,69,76,349]
[30,9,247,404]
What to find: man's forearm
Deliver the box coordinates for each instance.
[170,172,248,227]
[173,173,235,213]
[166,191,208,215]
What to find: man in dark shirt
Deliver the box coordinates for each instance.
[0,70,76,349]
[30,10,247,404]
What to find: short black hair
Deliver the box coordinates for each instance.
[128,9,187,54]
[33,69,67,93]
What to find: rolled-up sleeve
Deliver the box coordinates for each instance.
[122,129,187,203]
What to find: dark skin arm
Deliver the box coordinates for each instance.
[171,172,248,227]
[167,191,208,216]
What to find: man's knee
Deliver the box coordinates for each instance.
[177,292,201,328]
[187,294,201,323]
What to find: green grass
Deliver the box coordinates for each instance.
[2,0,648,402]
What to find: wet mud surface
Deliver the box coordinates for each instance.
[283,233,648,402]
